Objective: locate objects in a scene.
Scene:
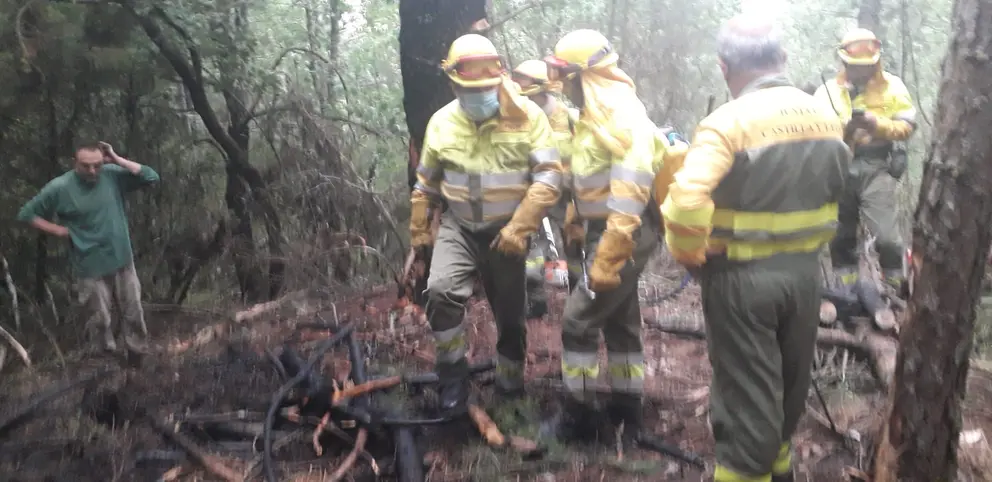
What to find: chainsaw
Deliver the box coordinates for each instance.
[541,217,569,290]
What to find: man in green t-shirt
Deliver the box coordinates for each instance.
[18,142,160,355]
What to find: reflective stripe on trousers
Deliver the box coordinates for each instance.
[561,350,599,401]
[496,354,525,391]
[606,351,645,394]
[713,443,791,482]
[433,325,467,364]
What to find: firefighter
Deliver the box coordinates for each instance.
[814,28,916,295]
[511,59,579,316]
[661,15,849,482]
[409,34,563,413]
[542,29,671,443]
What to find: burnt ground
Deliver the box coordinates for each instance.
[2,261,992,482]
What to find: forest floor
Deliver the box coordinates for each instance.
[3,258,992,482]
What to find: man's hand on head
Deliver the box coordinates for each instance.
[98,142,118,163]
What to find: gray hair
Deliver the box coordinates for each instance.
[716,15,786,72]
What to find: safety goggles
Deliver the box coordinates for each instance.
[443,55,506,80]
[840,39,881,61]
[511,72,546,85]
[544,45,614,79]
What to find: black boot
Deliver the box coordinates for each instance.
[771,471,795,482]
[538,396,615,446]
[527,297,548,319]
[608,393,644,447]
[436,359,469,415]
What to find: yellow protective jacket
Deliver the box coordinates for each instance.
[412,98,563,232]
[661,74,850,265]
[546,100,576,165]
[544,101,578,221]
[813,68,916,155]
[571,111,658,236]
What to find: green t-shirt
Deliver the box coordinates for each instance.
[17,164,160,279]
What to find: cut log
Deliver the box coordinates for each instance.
[646,316,897,389]
[233,289,306,323]
[820,301,838,325]
[146,415,244,482]
[468,404,505,446]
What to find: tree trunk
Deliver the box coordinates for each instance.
[873,0,992,479]
[857,0,883,38]
[398,0,488,188]
[126,2,285,303]
[398,0,487,305]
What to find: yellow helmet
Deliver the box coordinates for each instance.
[837,28,881,66]
[511,60,550,96]
[441,34,505,88]
[546,29,619,79]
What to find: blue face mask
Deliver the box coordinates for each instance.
[457,89,500,121]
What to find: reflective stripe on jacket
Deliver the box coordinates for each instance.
[813,69,916,154]
[570,115,657,222]
[413,98,563,231]
[661,74,851,264]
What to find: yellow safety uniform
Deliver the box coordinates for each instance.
[662,74,849,481]
[410,34,563,400]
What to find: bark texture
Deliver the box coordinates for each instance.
[398,0,487,305]
[857,0,884,39]
[873,0,992,479]
[399,0,488,189]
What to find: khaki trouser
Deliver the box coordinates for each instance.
[830,160,905,284]
[424,214,528,391]
[701,252,821,481]
[77,262,148,352]
[560,216,659,402]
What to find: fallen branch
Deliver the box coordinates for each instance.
[0,368,108,439]
[263,324,356,482]
[234,289,306,323]
[174,410,258,425]
[1,255,19,330]
[324,427,369,482]
[287,414,378,471]
[0,323,30,368]
[466,404,543,456]
[332,376,402,405]
[646,316,897,389]
[468,404,505,446]
[312,413,330,456]
[146,415,243,482]
[43,282,58,325]
[476,0,559,33]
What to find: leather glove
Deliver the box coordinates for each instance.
[588,229,635,292]
[494,182,559,257]
[562,202,584,249]
[491,232,528,258]
[410,191,433,249]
